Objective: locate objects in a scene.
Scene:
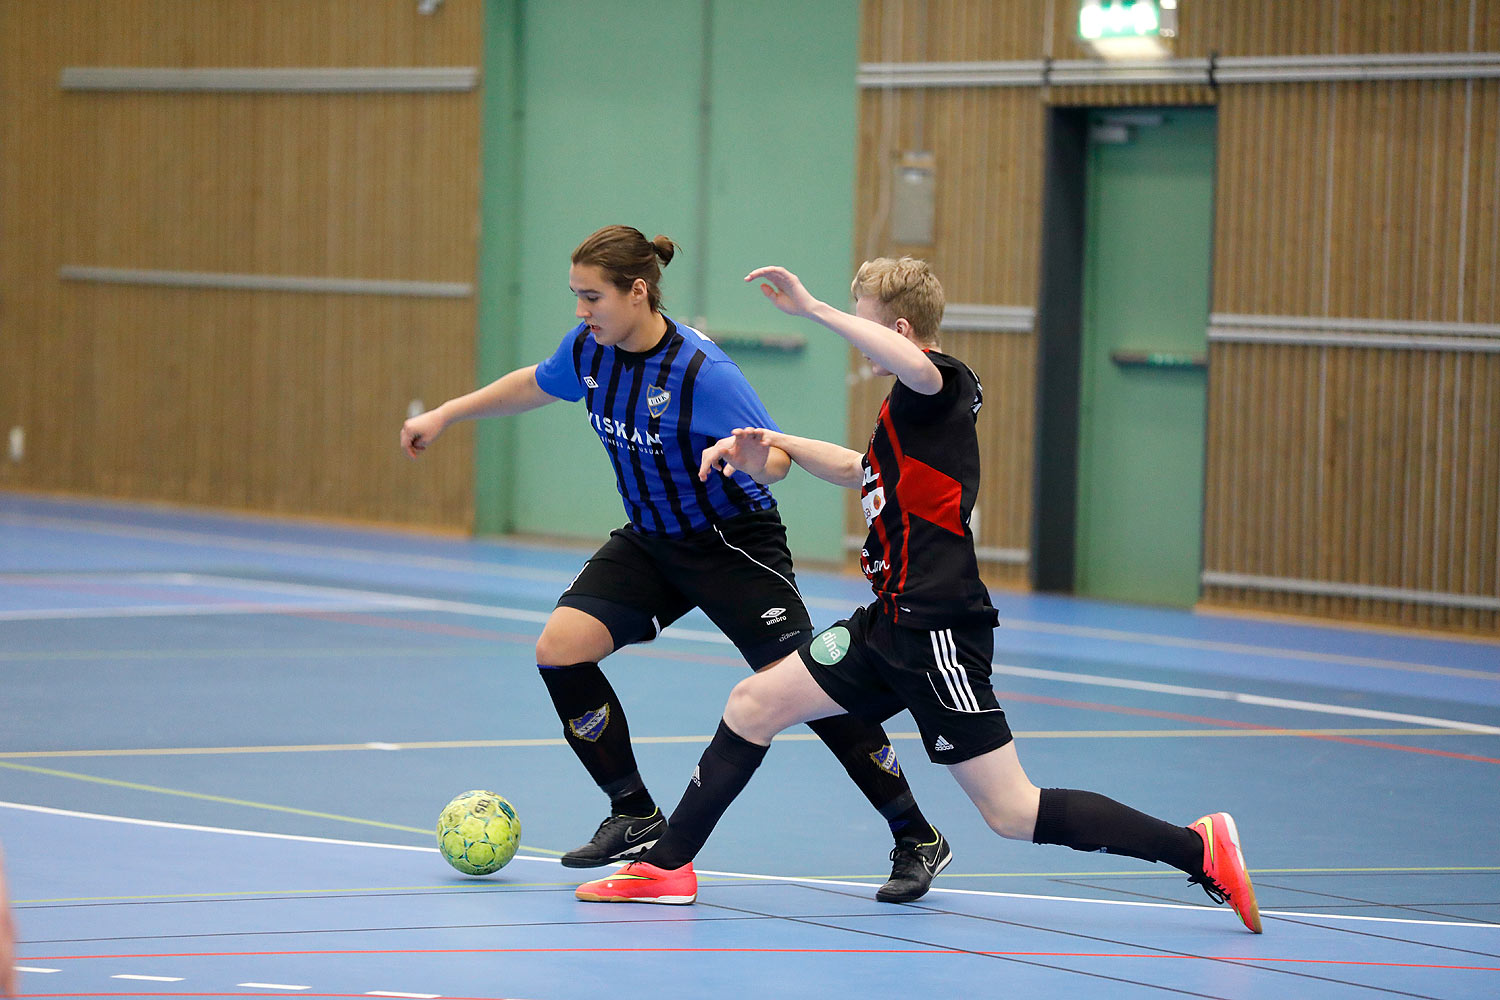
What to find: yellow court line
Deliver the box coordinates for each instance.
[0,759,559,856]
[0,727,1485,760]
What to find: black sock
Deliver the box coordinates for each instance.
[806,713,936,844]
[644,719,768,870]
[1032,788,1203,874]
[537,662,656,817]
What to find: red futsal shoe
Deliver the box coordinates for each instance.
[575,861,698,904]
[1189,812,1262,933]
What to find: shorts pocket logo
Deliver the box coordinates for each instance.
[810,625,851,665]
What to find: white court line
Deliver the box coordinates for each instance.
[3,801,1495,930]
[0,512,578,584]
[0,571,730,644]
[989,663,1500,735]
[7,513,1494,675]
[113,974,185,981]
[8,572,1493,734]
[15,966,61,973]
[240,984,310,991]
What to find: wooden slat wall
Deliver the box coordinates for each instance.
[0,0,481,528]
[850,77,1042,586]
[858,0,1500,633]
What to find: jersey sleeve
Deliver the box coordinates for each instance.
[532,325,588,402]
[889,352,962,422]
[688,359,781,437]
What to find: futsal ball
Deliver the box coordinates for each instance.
[436,790,520,876]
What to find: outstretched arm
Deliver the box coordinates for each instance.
[401,365,557,458]
[697,429,790,485]
[746,265,943,395]
[702,428,863,490]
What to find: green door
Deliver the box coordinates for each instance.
[1074,108,1216,606]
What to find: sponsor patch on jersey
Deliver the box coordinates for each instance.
[647,386,671,417]
[869,744,901,777]
[568,705,610,743]
[810,625,851,666]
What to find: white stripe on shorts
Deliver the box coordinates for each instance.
[929,628,982,713]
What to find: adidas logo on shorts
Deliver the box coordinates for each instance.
[932,735,955,752]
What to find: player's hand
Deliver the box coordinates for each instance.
[745,266,819,318]
[401,409,447,459]
[699,427,774,482]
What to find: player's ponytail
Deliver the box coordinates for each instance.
[651,235,677,267]
[572,225,677,313]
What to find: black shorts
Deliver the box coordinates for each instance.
[797,603,1013,764]
[557,508,812,668]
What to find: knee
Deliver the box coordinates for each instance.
[534,629,567,667]
[723,676,776,743]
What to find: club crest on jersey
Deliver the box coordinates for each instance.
[647,386,671,418]
[869,744,901,777]
[568,705,610,743]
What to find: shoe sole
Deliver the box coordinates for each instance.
[875,842,954,903]
[558,836,661,869]
[575,889,696,904]
[1217,814,1262,934]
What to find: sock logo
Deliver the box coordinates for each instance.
[869,744,901,777]
[810,624,851,665]
[932,735,955,752]
[568,705,610,742]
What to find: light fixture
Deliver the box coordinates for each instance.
[1078,0,1177,60]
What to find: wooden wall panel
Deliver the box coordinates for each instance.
[859,0,1499,633]
[0,0,481,528]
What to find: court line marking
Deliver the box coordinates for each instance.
[5,802,1496,930]
[0,512,582,583]
[4,561,1494,680]
[6,572,1498,733]
[17,946,1500,971]
[989,664,1500,734]
[1,728,1488,761]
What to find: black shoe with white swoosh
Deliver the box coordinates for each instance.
[560,810,666,868]
[877,829,953,903]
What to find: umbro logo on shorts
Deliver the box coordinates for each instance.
[761,606,788,625]
[933,735,955,752]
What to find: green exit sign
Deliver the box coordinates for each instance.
[1078,0,1177,42]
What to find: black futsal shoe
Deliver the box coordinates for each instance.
[877,829,953,903]
[560,810,666,868]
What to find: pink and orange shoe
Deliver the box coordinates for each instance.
[1189,812,1262,933]
[575,861,697,904]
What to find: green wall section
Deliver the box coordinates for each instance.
[1074,108,1216,607]
[475,0,858,564]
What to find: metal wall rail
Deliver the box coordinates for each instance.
[59,266,473,299]
[1209,314,1500,354]
[59,66,479,92]
[859,52,1500,89]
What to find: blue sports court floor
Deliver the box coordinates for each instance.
[2,491,1498,999]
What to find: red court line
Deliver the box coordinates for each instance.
[996,690,1500,765]
[22,948,1500,971]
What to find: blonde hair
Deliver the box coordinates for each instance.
[572,225,678,313]
[850,256,945,344]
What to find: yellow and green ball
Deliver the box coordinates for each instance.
[437,790,520,876]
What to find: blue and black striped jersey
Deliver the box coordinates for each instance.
[535,317,780,537]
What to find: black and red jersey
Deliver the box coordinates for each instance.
[858,350,998,629]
